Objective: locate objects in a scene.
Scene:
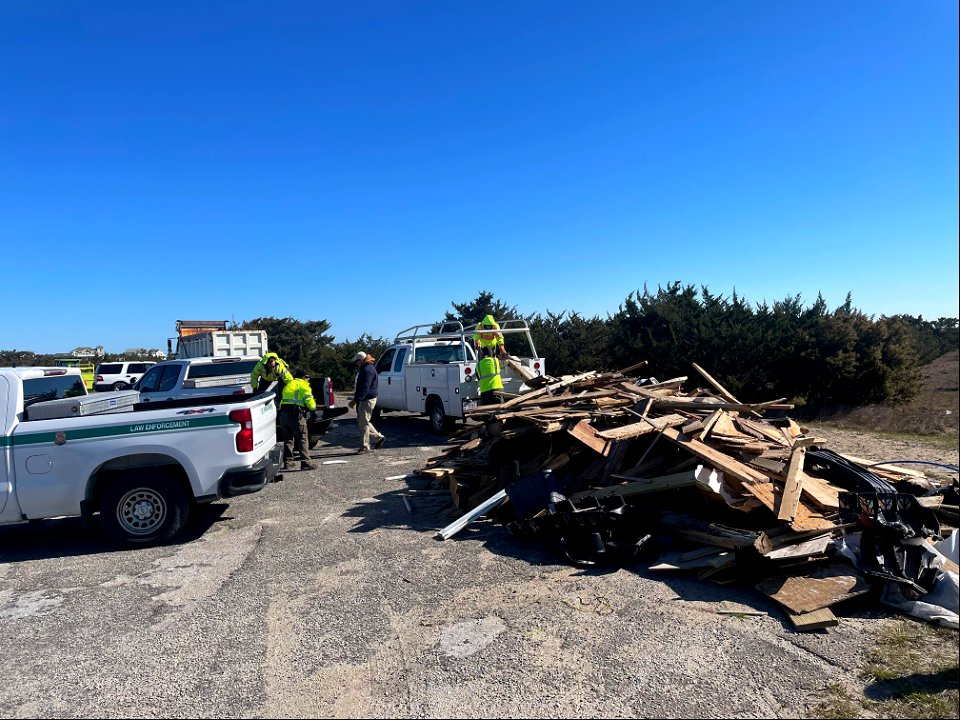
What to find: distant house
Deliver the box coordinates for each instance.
[149,349,167,359]
[71,346,98,358]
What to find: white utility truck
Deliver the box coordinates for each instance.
[374,320,546,433]
[0,366,283,546]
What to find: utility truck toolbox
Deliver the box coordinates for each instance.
[26,390,141,420]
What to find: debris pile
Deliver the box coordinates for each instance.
[419,362,960,631]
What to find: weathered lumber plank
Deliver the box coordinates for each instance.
[595,413,687,440]
[799,473,842,511]
[777,439,817,521]
[691,362,741,404]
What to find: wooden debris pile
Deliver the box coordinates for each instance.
[419,362,958,631]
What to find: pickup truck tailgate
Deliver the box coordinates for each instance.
[248,395,278,453]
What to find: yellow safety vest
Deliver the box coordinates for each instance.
[281,377,317,410]
[477,357,503,393]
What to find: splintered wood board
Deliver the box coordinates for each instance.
[755,563,871,614]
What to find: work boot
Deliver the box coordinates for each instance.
[300,460,316,470]
[283,460,294,470]
[374,436,386,450]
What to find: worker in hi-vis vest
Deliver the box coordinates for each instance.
[477,355,504,406]
[279,368,317,471]
[250,352,293,398]
[472,314,505,359]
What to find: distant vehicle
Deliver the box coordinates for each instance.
[53,358,95,391]
[94,361,155,391]
[374,320,546,433]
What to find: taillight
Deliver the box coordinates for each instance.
[533,362,541,370]
[464,367,472,375]
[229,408,254,452]
[326,378,334,408]
[96,375,104,381]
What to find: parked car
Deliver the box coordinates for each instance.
[93,361,156,391]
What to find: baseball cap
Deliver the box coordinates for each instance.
[353,351,367,362]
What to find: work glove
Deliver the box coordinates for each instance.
[348,399,356,410]
[309,411,318,422]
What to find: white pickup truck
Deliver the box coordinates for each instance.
[374,320,546,433]
[1,366,283,546]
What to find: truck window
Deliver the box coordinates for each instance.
[186,360,257,379]
[392,348,407,373]
[157,366,182,392]
[138,365,181,393]
[97,363,123,375]
[23,376,87,409]
[375,349,396,374]
[412,345,467,363]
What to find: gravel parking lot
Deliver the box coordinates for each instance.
[0,409,931,719]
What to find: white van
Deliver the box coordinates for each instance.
[93,361,156,391]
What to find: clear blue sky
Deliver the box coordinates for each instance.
[2,1,957,354]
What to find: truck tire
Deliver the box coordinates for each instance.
[112,382,127,391]
[427,399,451,435]
[99,470,190,546]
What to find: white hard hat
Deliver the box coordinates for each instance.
[354,351,367,362]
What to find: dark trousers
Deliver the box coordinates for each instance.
[280,406,309,461]
[479,390,501,406]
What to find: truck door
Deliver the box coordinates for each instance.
[137,364,183,402]
[374,349,397,409]
[0,375,9,514]
[381,347,407,409]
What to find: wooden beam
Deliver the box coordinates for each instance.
[595,413,687,440]
[649,398,795,413]
[617,360,649,375]
[777,439,816,521]
[697,409,723,441]
[691,362,741,404]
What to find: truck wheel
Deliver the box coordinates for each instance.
[428,400,451,435]
[112,382,127,391]
[100,470,190,546]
